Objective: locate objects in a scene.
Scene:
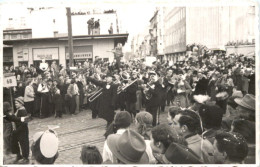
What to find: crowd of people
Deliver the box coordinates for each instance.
[3,44,256,164]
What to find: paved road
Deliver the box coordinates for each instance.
[4,107,169,164]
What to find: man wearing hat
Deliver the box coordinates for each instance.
[222,94,255,131]
[106,129,149,164]
[86,73,117,128]
[144,71,161,126]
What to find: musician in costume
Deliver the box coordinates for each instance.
[87,73,102,119]
[124,70,138,119]
[158,72,168,113]
[86,73,117,128]
[143,71,161,126]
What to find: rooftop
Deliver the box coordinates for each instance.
[3,33,129,45]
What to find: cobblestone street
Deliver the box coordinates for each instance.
[5,107,169,164]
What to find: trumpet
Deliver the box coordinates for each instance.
[88,88,103,102]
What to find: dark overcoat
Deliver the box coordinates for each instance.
[87,78,117,122]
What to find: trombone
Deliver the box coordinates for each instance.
[88,88,103,102]
[87,73,103,102]
[117,72,140,95]
[117,78,138,95]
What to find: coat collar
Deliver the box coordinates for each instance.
[186,134,201,144]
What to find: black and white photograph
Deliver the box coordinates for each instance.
[1,0,259,165]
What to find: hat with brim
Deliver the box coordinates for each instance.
[234,94,255,111]
[107,130,149,164]
[158,142,202,164]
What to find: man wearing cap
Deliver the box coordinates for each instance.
[3,102,31,163]
[12,97,30,164]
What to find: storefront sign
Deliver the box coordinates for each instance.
[65,45,93,60]
[33,48,59,60]
[66,52,92,59]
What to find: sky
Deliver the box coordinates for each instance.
[0,2,156,52]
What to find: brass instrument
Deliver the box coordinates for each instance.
[143,74,157,100]
[117,78,138,95]
[87,73,103,102]
[143,81,154,100]
[88,88,103,102]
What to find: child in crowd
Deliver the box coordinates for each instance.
[80,145,103,164]
[53,89,63,118]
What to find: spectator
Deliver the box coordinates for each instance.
[231,119,255,164]
[31,130,59,164]
[12,97,30,164]
[24,78,35,116]
[3,102,30,161]
[53,88,63,118]
[198,104,225,163]
[135,111,156,163]
[154,142,202,164]
[106,129,149,164]
[170,109,214,163]
[150,123,187,154]
[14,81,25,98]
[67,79,78,115]
[37,78,50,118]
[214,132,248,164]
[103,111,131,162]
[80,145,102,164]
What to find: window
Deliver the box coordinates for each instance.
[11,34,17,39]
[22,34,28,39]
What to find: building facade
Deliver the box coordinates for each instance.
[3,7,128,67]
[149,8,165,61]
[164,6,256,62]
[3,34,128,67]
